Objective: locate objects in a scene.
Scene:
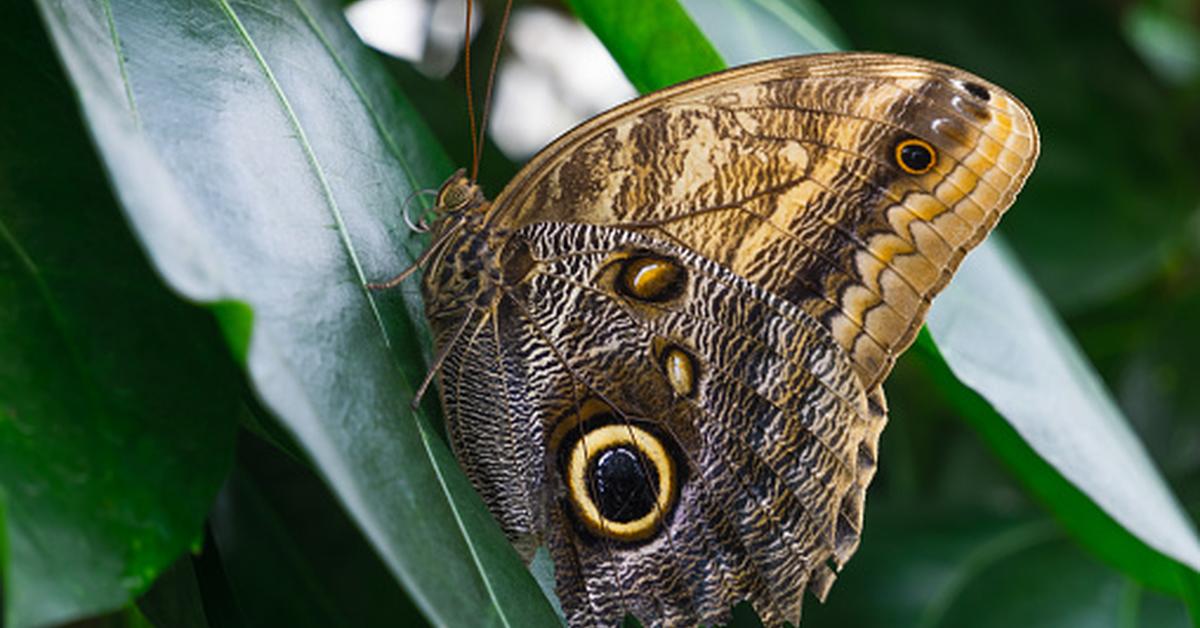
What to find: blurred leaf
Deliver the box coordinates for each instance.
[206,434,427,628]
[681,0,848,58]
[33,0,555,626]
[135,558,211,628]
[820,0,1200,311]
[1123,0,1200,87]
[565,0,725,92]
[925,241,1200,588]
[0,3,240,625]
[807,508,1193,628]
[1071,269,1200,487]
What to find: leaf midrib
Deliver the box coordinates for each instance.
[289,0,433,214]
[207,2,512,625]
[100,0,139,125]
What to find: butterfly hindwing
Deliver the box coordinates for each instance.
[469,222,882,626]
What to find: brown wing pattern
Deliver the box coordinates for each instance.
[489,53,1039,390]
[420,52,1038,627]
[494,223,883,626]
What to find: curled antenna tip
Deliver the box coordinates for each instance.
[401,187,438,234]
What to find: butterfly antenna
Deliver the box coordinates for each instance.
[471,0,513,181]
[463,0,479,182]
[367,219,467,291]
[401,188,438,233]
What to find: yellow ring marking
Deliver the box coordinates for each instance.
[894,138,937,175]
[566,424,676,542]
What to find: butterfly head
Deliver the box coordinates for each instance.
[433,169,487,218]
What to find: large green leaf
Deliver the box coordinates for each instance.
[925,241,1200,588]
[571,0,1200,610]
[0,3,241,625]
[33,0,555,625]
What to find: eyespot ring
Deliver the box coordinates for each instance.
[894,138,937,175]
[566,424,677,542]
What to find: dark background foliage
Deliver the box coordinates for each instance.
[1,0,1198,626]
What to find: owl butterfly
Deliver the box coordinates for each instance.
[410,52,1038,626]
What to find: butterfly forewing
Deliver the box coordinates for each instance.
[419,52,1038,627]
[489,53,1039,390]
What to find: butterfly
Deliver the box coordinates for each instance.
[405,52,1038,626]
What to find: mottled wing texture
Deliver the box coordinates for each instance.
[426,52,1039,627]
[453,223,885,626]
[489,53,1039,390]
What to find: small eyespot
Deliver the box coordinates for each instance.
[617,255,686,302]
[962,81,991,101]
[894,138,936,175]
[661,345,698,398]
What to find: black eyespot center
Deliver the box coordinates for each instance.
[588,446,658,523]
[895,138,936,175]
[963,81,991,101]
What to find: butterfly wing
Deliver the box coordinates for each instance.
[428,52,1039,627]
[482,222,884,626]
[488,53,1039,390]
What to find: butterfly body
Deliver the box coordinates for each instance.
[417,53,1038,626]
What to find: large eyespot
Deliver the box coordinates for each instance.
[565,424,677,542]
[616,254,686,302]
[894,138,937,175]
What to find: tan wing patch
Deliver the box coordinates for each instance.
[490,54,1039,389]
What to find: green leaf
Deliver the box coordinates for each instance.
[923,242,1200,587]
[206,435,427,627]
[806,507,1194,628]
[570,0,1200,608]
[680,0,848,59]
[565,0,725,92]
[135,557,212,628]
[0,3,240,625]
[33,0,555,626]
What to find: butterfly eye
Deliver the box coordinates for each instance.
[894,138,937,175]
[565,424,678,542]
[617,255,686,302]
[437,183,470,211]
[434,172,481,213]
